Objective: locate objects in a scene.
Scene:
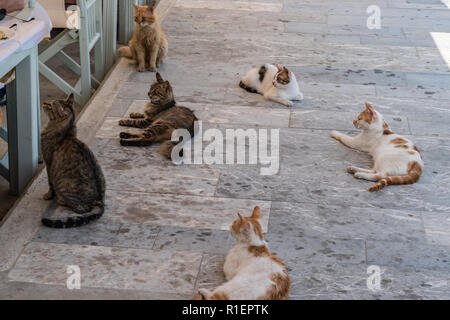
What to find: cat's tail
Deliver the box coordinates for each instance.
[368,161,422,192]
[118,46,133,59]
[160,140,185,160]
[41,203,104,228]
[239,81,258,94]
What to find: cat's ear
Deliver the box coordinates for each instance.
[147,6,154,13]
[365,102,374,112]
[383,120,393,134]
[65,93,74,106]
[237,213,243,222]
[251,206,262,219]
[132,3,139,10]
[156,72,164,83]
[365,102,376,118]
[275,64,283,72]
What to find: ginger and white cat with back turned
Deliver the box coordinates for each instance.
[118,4,168,72]
[191,206,290,300]
[331,102,423,192]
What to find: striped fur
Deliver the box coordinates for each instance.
[368,161,422,192]
[41,94,105,228]
[119,73,197,159]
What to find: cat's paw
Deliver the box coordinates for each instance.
[148,65,157,72]
[118,120,128,126]
[129,113,144,119]
[283,100,293,107]
[330,130,340,140]
[43,191,54,200]
[198,289,212,300]
[120,132,130,139]
[293,93,304,101]
[347,166,357,174]
[137,65,145,72]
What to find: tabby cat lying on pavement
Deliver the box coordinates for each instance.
[119,73,197,160]
[41,94,105,228]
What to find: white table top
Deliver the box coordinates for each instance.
[0,2,52,63]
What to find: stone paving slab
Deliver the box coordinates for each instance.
[422,211,450,246]
[104,191,271,231]
[153,227,233,254]
[175,0,283,12]
[266,234,366,265]
[287,263,450,299]
[366,240,450,272]
[327,14,450,29]
[119,81,227,104]
[8,242,202,294]
[34,221,122,247]
[268,201,426,243]
[101,160,219,196]
[125,100,291,128]
[290,109,409,133]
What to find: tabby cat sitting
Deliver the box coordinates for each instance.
[41,94,106,228]
[331,102,423,192]
[239,63,303,107]
[118,4,168,72]
[119,73,197,159]
[191,207,290,300]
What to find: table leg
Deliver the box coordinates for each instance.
[6,48,39,195]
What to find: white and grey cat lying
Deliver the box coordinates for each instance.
[239,63,303,107]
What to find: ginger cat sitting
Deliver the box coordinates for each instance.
[191,207,290,300]
[118,4,168,72]
[331,103,423,192]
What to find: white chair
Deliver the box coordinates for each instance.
[37,0,104,105]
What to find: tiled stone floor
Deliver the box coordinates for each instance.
[1,0,450,299]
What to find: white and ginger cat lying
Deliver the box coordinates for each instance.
[239,64,303,107]
[331,102,423,192]
[191,206,290,300]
